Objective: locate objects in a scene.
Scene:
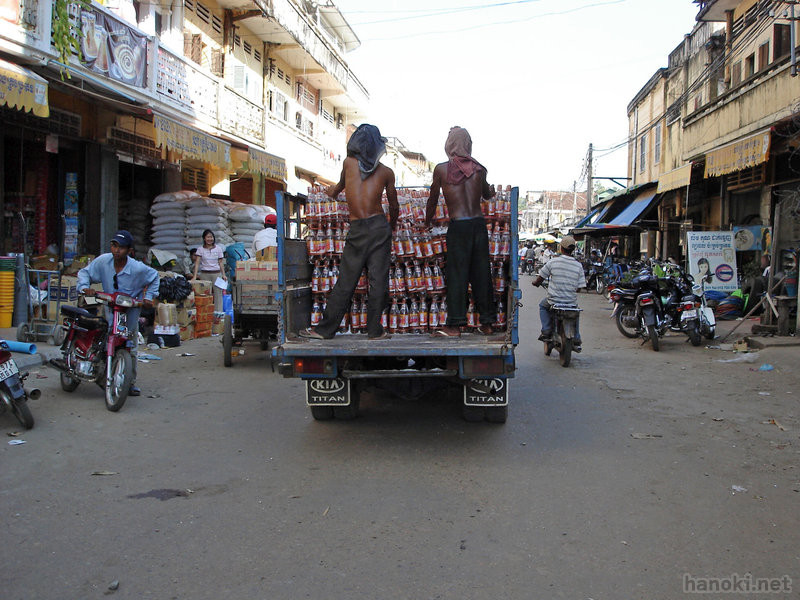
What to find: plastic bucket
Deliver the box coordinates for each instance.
[785,271,798,298]
[0,311,12,328]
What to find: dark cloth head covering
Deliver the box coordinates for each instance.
[444,126,485,185]
[347,123,386,180]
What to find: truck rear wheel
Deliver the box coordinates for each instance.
[484,405,508,423]
[310,406,334,420]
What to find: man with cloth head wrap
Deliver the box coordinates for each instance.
[301,124,399,340]
[425,126,496,337]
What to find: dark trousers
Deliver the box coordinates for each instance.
[316,214,392,338]
[445,217,495,326]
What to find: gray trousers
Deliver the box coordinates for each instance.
[316,214,392,338]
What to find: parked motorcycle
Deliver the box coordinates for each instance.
[609,269,664,351]
[542,303,582,367]
[0,341,38,429]
[50,291,141,412]
[585,260,605,294]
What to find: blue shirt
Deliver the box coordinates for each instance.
[77,253,160,301]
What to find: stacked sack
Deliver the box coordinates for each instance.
[119,181,151,259]
[185,197,234,254]
[229,202,275,251]
[150,191,197,269]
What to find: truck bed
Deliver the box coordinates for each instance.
[278,331,513,357]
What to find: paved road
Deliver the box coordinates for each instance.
[1,288,797,599]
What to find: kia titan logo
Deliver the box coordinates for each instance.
[310,379,346,394]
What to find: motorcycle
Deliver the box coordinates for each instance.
[50,291,141,412]
[542,303,582,367]
[685,281,717,342]
[585,260,605,294]
[520,257,536,275]
[0,341,38,429]
[609,269,664,351]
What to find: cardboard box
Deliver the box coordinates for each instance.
[191,279,212,296]
[212,316,224,335]
[63,255,94,275]
[236,260,278,281]
[176,307,196,326]
[179,292,195,309]
[31,254,58,271]
[179,324,195,341]
[194,294,213,308]
[195,323,212,338]
[256,246,277,261]
[53,276,79,302]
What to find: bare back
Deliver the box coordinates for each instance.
[327,157,398,225]
[425,162,495,224]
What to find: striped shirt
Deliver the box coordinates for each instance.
[539,254,586,305]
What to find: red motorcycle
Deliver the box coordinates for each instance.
[0,340,39,429]
[51,291,142,412]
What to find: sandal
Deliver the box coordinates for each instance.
[368,331,392,340]
[476,324,494,335]
[299,328,330,340]
[432,326,461,337]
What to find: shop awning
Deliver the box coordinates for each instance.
[704,128,771,178]
[0,58,49,118]
[247,147,288,182]
[608,191,657,226]
[153,113,231,169]
[657,163,692,193]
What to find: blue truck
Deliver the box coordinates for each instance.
[271,187,520,423]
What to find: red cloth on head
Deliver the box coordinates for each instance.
[446,156,485,185]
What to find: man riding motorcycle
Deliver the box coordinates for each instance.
[76,230,159,396]
[531,235,586,352]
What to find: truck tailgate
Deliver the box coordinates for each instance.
[277,332,512,357]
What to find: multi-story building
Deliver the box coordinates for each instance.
[626,0,800,267]
[0,0,368,256]
[521,190,587,234]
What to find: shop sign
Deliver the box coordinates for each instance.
[0,57,49,117]
[79,6,148,88]
[733,225,769,252]
[153,114,231,168]
[686,231,738,293]
[657,163,692,193]
[247,147,287,181]
[704,129,771,178]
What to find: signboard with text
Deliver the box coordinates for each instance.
[686,231,738,293]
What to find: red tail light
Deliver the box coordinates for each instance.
[682,302,695,311]
[640,296,653,305]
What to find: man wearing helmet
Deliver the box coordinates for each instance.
[252,212,278,255]
[532,235,586,351]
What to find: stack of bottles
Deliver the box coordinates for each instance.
[305,185,513,334]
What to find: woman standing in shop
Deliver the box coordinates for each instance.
[191,229,227,311]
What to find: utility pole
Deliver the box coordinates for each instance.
[586,143,593,212]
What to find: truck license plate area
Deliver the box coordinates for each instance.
[464,378,508,407]
[306,378,350,406]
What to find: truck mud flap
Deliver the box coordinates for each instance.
[464,378,508,407]
[306,378,350,406]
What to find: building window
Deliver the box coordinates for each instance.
[639,133,646,173]
[654,123,662,165]
[774,24,790,59]
[731,61,742,87]
[744,53,755,78]
[273,91,287,122]
[757,42,769,71]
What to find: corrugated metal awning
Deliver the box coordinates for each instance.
[657,163,692,193]
[608,192,657,226]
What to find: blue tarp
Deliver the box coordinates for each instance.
[607,192,656,226]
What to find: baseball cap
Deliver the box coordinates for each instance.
[111,230,134,247]
[264,213,277,226]
[560,235,576,251]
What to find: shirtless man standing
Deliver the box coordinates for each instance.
[301,123,399,340]
[425,126,495,337]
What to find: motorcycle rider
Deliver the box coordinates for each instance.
[76,230,159,396]
[531,235,586,351]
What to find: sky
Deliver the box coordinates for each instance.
[332,0,702,194]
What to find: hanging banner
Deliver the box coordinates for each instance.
[247,147,288,181]
[686,231,739,293]
[0,57,49,117]
[732,225,768,252]
[704,129,771,178]
[153,114,231,168]
[79,6,148,88]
